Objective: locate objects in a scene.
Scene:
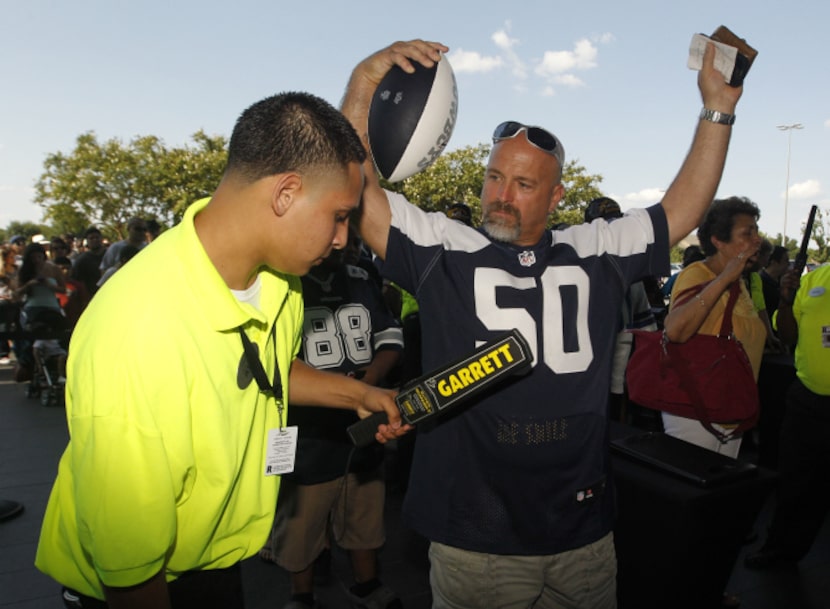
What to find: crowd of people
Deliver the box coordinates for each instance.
[0,219,157,377]
[0,33,826,609]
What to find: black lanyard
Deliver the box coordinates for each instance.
[238,323,283,404]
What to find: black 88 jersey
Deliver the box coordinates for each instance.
[288,263,403,485]
[299,264,402,376]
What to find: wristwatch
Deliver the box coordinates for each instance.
[699,108,736,125]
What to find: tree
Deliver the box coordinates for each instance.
[806,207,828,263]
[384,144,604,227]
[551,161,604,227]
[770,232,799,256]
[164,131,229,219]
[384,144,489,223]
[34,131,227,240]
[669,245,686,263]
[0,221,48,245]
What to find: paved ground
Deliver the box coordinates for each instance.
[4,358,830,608]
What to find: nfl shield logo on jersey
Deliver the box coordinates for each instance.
[518,250,536,267]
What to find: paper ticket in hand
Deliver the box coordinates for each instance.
[687,26,757,87]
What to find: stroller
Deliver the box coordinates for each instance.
[17,307,68,407]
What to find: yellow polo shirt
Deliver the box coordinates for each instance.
[35,198,303,599]
[793,264,830,396]
[749,271,766,312]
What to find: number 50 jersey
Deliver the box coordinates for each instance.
[381,190,670,555]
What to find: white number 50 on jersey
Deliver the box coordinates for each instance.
[474,267,593,373]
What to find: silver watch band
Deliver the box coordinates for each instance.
[699,108,736,125]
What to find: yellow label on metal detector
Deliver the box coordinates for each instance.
[347,329,532,446]
[395,329,533,424]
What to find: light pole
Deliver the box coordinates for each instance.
[777,123,803,243]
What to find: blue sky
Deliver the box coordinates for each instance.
[2,0,828,243]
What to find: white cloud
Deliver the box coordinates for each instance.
[492,25,527,79]
[825,119,830,128]
[535,39,599,75]
[449,49,504,74]
[553,74,585,87]
[536,50,576,75]
[785,179,821,199]
[615,188,667,209]
[456,26,614,94]
[492,29,517,51]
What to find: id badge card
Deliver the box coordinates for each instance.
[264,426,298,476]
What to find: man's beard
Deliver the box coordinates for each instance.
[481,201,521,243]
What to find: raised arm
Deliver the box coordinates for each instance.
[340,40,447,260]
[662,43,745,245]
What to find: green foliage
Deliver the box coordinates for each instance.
[768,232,798,255]
[0,221,50,245]
[29,129,828,269]
[550,161,604,227]
[33,130,227,240]
[383,144,489,223]
[808,207,828,263]
[762,208,829,263]
[669,245,685,263]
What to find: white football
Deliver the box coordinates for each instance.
[368,57,458,183]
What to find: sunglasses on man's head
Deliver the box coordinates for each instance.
[492,121,564,166]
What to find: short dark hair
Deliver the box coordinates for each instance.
[447,202,473,226]
[682,245,705,267]
[769,245,789,265]
[584,196,622,223]
[145,219,161,235]
[226,92,366,184]
[84,226,102,237]
[697,196,761,257]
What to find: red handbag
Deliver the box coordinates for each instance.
[625,281,759,443]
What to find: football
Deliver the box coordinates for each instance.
[368,57,458,183]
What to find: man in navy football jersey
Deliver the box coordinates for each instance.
[342,39,743,608]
